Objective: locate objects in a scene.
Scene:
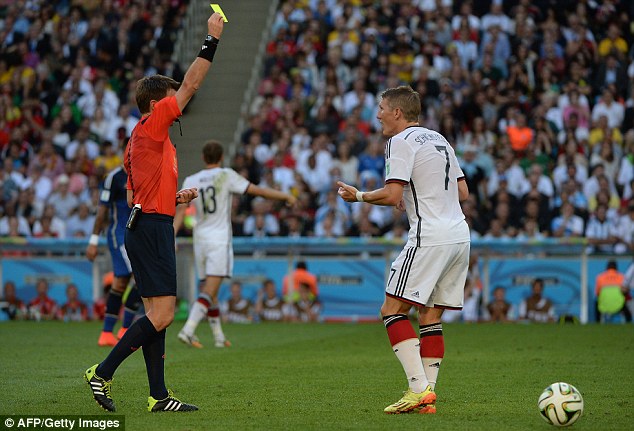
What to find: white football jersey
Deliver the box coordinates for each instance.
[385,126,470,247]
[182,167,250,243]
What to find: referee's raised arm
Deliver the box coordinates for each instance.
[175,12,225,112]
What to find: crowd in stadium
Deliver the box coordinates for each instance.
[1,0,634,255]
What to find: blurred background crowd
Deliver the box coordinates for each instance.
[2,0,634,255]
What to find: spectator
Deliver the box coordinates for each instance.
[22,164,53,203]
[314,190,349,237]
[585,204,618,254]
[481,2,512,34]
[65,126,100,161]
[591,88,624,130]
[32,204,66,238]
[518,278,556,323]
[242,199,280,237]
[287,282,322,322]
[220,281,253,324]
[588,115,623,149]
[46,174,79,219]
[66,202,96,238]
[551,201,585,238]
[106,105,138,143]
[597,23,628,60]
[451,1,481,33]
[58,283,89,322]
[452,25,479,71]
[561,92,590,144]
[486,286,514,322]
[93,141,123,175]
[594,54,628,97]
[332,141,359,186]
[614,203,634,254]
[27,138,65,181]
[617,133,634,194]
[0,202,31,237]
[459,145,487,205]
[297,152,331,195]
[28,278,58,321]
[589,141,619,185]
[255,279,286,322]
[357,138,385,181]
[1,281,27,320]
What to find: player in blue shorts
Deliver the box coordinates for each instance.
[86,153,141,346]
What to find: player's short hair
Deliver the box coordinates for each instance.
[135,75,180,114]
[380,86,421,122]
[202,140,224,164]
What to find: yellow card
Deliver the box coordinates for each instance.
[210,4,228,22]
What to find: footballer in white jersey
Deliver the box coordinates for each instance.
[174,140,296,349]
[337,86,470,414]
[385,126,470,248]
[182,167,249,278]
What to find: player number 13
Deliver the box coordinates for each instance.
[200,185,217,214]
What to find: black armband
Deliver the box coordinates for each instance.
[197,35,219,62]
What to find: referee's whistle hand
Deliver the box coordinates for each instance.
[176,188,198,204]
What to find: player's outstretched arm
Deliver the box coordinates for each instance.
[175,13,225,112]
[337,181,404,206]
[246,184,297,206]
[86,205,109,261]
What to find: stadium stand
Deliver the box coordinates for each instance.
[1,0,634,258]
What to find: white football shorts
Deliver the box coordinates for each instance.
[194,240,233,280]
[386,242,470,309]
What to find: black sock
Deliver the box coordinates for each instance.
[97,316,157,380]
[143,328,168,400]
[103,290,123,332]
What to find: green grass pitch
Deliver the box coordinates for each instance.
[0,321,632,430]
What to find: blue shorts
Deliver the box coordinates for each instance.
[124,213,177,298]
[109,240,132,278]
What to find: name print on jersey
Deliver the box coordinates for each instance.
[413,131,450,147]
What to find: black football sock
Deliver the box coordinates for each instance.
[143,328,168,400]
[103,290,123,332]
[97,316,157,380]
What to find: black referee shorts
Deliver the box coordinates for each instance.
[124,213,177,298]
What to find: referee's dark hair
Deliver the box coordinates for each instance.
[203,140,224,164]
[135,75,180,114]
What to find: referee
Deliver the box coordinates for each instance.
[84,12,226,413]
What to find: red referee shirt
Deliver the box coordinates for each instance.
[125,96,182,216]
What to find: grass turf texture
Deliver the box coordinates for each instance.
[0,321,632,431]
